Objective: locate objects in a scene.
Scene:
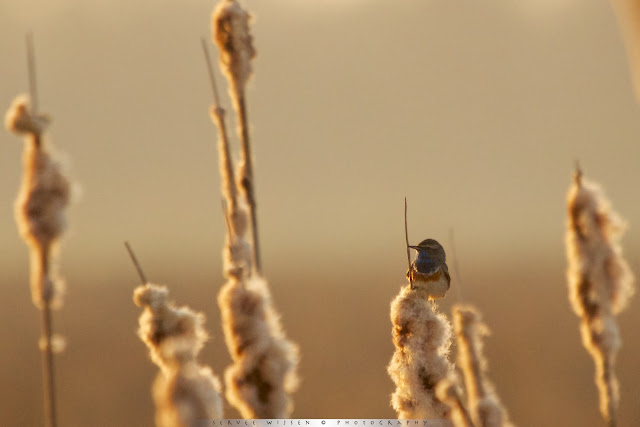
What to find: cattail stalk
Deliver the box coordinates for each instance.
[387,285,454,419]
[208,1,300,417]
[6,82,70,427]
[565,167,634,427]
[133,284,223,425]
[202,38,250,278]
[453,305,512,427]
[212,0,261,274]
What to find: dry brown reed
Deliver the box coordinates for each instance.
[565,167,634,427]
[134,284,223,425]
[452,305,511,427]
[6,91,70,427]
[387,285,454,419]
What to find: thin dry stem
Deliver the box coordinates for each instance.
[124,241,148,284]
[404,197,413,289]
[566,168,634,427]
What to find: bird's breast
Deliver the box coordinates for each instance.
[410,268,443,283]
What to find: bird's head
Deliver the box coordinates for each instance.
[409,238,446,262]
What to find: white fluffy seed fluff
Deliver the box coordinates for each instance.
[565,170,635,425]
[212,0,256,97]
[6,95,70,309]
[387,285,454,419]
[133,284,224,424]
[453,305,512,427]
[218,276,300,419]
[133,284,209,372]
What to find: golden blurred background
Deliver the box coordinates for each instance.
[1,0,640,425]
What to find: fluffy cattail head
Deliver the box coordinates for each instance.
[565,169,635,425]
[453,304,512,427]
[7,95,71,309]
[133,284,209,371]
[218,277,300,418]
[5,95,50,136]
[153,361,223,426]
[387,285,453,419]
[566,172,635,315]
[16,143,71,250]
[212,0,256,94]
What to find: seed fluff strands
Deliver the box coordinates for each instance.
[565,167,634,427]
[212,0,261,274]
[387,284,454,419]
[133,283,223,425]
[452,305,512,427]
[218,275,300,418]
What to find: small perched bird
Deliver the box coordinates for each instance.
[407,238,451,299]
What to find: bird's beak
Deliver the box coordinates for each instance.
[408,245,419,250]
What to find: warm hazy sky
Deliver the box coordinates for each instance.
[1,0,639,277]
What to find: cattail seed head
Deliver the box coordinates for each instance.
[387,285,453,419]
[5,95,50,136]
[6,95,71,309]
[133,284,209,372]
[153,361,223,426]
[212,0,256,96]
[565,170,635,425]
[218,277,300,418]
[453,304,512,427]
[134,284,224,424]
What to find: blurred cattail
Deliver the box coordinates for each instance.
[212,0,255,102]
[609,0,640,103]
[218,276,299,418]
[452,305,512,427]
[212,0,262,274]
[6,91,71,427]
[565,168,634,427]
[387,285,454,419]
[436,377,475,427]
[208,1,299,417]
[6,95,69,309]
[134,284,223,424]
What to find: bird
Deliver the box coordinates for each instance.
[406,238,451,299]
